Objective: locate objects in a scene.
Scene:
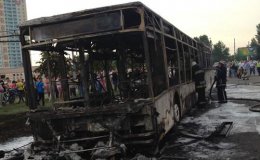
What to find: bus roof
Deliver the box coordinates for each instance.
[20,2,207,50]
[20,2,144,27]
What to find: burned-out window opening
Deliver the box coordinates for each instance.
[197,43,211,69]
[19,27,30,45]
[163,22,173,35]
[165,36,179,86]
[183,45,191,82]
[178,42,185,83]
[148,33,167,96]
[194,49,199,63]
[144,11,161,30]
[144,10,153,27]
[176,30,181,40]
[77,35,150,106]
[153,15,161,30]
[123,9,141,29]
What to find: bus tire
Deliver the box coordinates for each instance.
[173,103,180,122]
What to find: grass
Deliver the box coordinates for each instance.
[0,98,52,116]
[0,103,29,115]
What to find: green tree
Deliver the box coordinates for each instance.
[212,41,230,62]
[250,38,258,47]
[194,35,212,47]
[255,24,260,59]
[250,38,259,59]
[35,51,72,78]
[256,24,260,43]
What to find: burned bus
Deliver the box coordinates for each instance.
[19,2,214,158]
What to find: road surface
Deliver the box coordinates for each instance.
[160,75,260,160]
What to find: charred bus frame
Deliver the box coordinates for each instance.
[19,2,213,156]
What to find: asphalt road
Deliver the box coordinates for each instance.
[159,75,260,160]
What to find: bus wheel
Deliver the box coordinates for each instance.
[174,103,180,122]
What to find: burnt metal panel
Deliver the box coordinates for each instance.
[20,2,144,27]
[31,12,121,41]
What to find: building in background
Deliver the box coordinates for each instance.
[0,0,27,68]
[0,66,37,81]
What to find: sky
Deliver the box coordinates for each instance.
[26,0,260,55]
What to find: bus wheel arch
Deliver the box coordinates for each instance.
[173,93,181,122]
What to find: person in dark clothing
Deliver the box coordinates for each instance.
[112,71,119,91]
[192,61,207,107]
[215,61,227,103]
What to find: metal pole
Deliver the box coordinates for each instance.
[47,52,56,105]
[22,49,37,110]
[72,51,77,79]
[142,33,154,98]
[79,46,89,107]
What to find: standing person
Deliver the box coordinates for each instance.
[99,73,106,92]
[249,60,256,75]
[0,78,5,107]
[93,73,102,93]
[36,77,45,106]
[9,80,17,89]
[256,60,260,76]
[5,78,11,88]
[230,62,237,78]
[242,60,250,79]
[16,79,25,103]
[56,77,63,101]
[192,61,207,107]
[237,61,244,79]
[215,61,227,103]
[112,71,119,92]
[77,73,83,97]
[44,76,50,101]
[69,76,77,97]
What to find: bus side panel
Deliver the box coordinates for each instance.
[154,82,196,137]
[178,83,196,115]
[154,90,174,135]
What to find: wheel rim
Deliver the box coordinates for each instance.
[174,104,180,122]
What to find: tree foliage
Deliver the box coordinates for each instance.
[235,24,260,60]
[212,41,230,62]
[194,35,212,47]
[34,51,72,78]
[254,24,260,59]
[250,38,259,59]
[256,24,260,43]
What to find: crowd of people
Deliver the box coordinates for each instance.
[0,77,25,106]
[31,71,120,106]
[226,60,260,80]
[209,59,260,104]
[0,69,126,107]
[3,59,258,107]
